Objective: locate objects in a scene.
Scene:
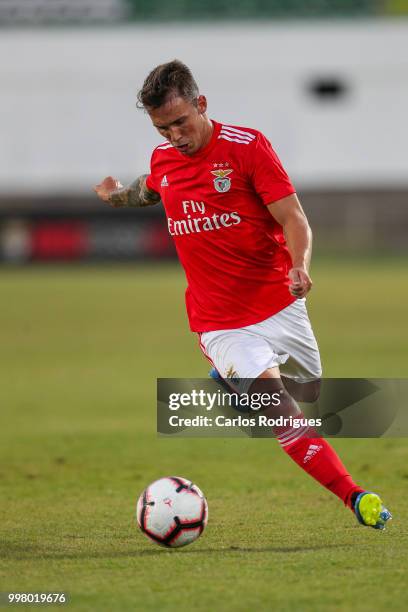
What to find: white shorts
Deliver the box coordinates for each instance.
[199,299,322,394]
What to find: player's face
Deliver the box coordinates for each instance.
[148,95,211,155]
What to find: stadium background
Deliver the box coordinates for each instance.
[1,2,407,611]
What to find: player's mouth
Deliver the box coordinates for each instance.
[175,143,190,154]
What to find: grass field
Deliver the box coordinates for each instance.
[1,258,408,611]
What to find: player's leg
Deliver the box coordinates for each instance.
[248,369,364,507]
[249,370,391,529]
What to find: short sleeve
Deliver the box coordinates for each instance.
[249,133,295,205]
[145,150,160,193]
[145,173,159,193]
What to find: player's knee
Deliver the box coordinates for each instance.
[299,379,321,402]
[248,378,300,418]
[281,377,321,403]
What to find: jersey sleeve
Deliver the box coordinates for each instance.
[249,133,295,205]
[145,173,158,192]
[145,150,160,193]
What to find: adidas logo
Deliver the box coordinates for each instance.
[161,175,169,187]
[303,443,323,463]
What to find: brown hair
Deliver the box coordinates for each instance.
[137,60,199,110]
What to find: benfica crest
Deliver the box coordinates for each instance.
[211,168,233,193]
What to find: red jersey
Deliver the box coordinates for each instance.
[146,120,296,332]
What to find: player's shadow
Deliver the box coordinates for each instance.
[0,542,349,560]
[137,543,348,556]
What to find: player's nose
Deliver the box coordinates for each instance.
[169,126,183,144]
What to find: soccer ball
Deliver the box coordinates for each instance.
[136,476,208,548]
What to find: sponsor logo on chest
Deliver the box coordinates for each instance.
[167,199,241,237]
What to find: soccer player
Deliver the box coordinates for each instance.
[94,60,391,530]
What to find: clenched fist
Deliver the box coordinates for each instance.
[288,267,313,298]
[93,176,126,206]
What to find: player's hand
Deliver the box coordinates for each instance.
[93,176,126,207]
[288,267,313,298]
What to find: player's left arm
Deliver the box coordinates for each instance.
[267,193,313,298]
[94,175,160,208]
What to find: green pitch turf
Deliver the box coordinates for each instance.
[1,258,407,611]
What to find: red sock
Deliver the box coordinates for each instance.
[276,417,364,508]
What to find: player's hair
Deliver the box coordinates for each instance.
[137,60,199,110]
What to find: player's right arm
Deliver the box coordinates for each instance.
[93,175,160,208]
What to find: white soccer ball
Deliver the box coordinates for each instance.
[136,476,208,548]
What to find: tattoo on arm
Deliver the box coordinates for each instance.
[109,175,161,208]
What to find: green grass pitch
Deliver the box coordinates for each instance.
[1,258,408,611]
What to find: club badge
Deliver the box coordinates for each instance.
[211,169,233,193]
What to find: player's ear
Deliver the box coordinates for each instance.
[196,95,207,114]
